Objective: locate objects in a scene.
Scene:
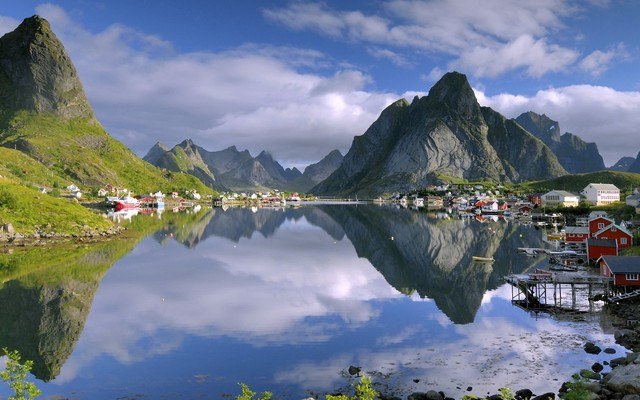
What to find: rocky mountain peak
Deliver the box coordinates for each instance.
[426,71,481,121]
[515,111,561,144]
[0,15,93,118]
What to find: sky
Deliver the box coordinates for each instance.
[1,0,639,168]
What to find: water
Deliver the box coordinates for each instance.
[0,205,625,399]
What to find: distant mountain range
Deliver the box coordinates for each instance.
[143,139,343,192]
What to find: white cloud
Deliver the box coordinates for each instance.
[264,0,580,78]
[477,85,640,165]
[13,4,400,167]
[579,43,629,77]
[367,47,412,67]
[0,15,19,34]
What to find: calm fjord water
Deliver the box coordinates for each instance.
[0,205,623,399]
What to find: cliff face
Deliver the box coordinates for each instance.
[313,72,567,196]
[609,156,636,172]
[0,16,92,119]
[629,151,640,173]
[514,111,606,173]
[143,139,218,188]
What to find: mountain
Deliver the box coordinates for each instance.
[143,139,217,188]
[609,156,636,172]
[290,149,343,192]
[145,140,340,192]
[313,72,566,196]
[514,111,605,173]
[629,151,640,173]
[0,16,211,195]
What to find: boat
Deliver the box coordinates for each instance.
[114,194,140,211]
[472,256,495,262]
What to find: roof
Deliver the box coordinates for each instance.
[602,256,640,274]
[587,238,618,248]
[585,183,619,191]
[565,226,589,235]
[544,190,578,198]
[594,223,633,238]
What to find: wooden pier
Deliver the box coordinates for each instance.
[506,270,612,310]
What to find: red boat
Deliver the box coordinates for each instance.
[114,195,140,211]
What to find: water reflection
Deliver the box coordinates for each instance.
[0,205,622,399]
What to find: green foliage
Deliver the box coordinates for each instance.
[326,376,377,400]
[0,182,111,234]
[460,395,480,400]
[0,348,41,400]
[518,171,640,196]
[236,383,272,400]
[498,387,515,400]
[0,187,18,209]
[563,374,592,400]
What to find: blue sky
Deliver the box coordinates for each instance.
[1,1,639,167]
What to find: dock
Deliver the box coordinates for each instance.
[506,269,612,310]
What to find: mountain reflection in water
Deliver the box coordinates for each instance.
[0,205,619,399]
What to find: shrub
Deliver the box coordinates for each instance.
[326,376,377,400]
[0,348,41,400]
[0,187,18,209]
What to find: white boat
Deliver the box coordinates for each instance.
[472,256,494,262]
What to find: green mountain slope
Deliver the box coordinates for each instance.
[0,16,213,197]
[519,171,640,195]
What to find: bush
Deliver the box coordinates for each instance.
[326,376,377,400]
[0,187,18,209]
[0,348,41,400]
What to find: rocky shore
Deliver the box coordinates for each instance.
[352,300,640,400]
[0,222,125,247]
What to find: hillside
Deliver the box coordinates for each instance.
[519,171,640,195]
[0,16,213,197]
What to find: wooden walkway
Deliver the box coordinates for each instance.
[610,289,640,303]
[506,270,612,310]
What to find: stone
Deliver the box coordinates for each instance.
[622,395,640,400]
[604,363,640,394]
[531,393,555,400]
[611,357,630,368]
[347,366,361,376]
[584,342,602,354]
[606,348,617,354]
[580,369,602,380]
[592,362,604,373]
[515,388,533,400]
[424,390,442,400]
[3,223,14,234]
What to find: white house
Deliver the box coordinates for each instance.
[581,183,620,206]
[626,193,640,207]
[541,190,580,207]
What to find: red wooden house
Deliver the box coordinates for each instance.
[589,216,615,235]
[516,204,533,214]
[587,238,618,261]
[593,224,633,249]
[599,256,640,288]
[564,226,589,243]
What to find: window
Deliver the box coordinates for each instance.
[621,237,627,245]
[626,274,639,281]
[612,227,617,232]
[598,223,605,229]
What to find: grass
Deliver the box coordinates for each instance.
[518,171,640,197]
[0,179,111,235]
[0,111,215,196]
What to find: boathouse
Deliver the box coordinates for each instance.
[599,256,640,288]
[587,238,618,261]
[593,224,633,249]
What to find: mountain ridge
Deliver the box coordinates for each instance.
[313,72,568,196]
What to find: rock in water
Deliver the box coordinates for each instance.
[347,365,361,376]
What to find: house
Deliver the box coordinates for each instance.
[593,223,633,249]
[97,188,108,197]
[528,193,543,206]
[587,238,618,261]
[626,193,640,207]
[564,226,590,243]
[541,190,580,207]
[516,204,534,214]
[589,216,615,235]
[598,256,640,288]
[581,183,620,206]
[482,201,499,213]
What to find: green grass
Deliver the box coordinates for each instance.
[0,180,111,235]
[0,111,215,196]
